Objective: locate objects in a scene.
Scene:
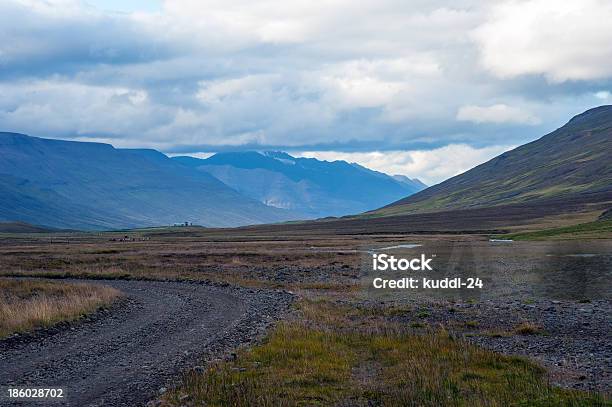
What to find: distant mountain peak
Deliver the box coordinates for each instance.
[392,175,428,189]
[263,151,293,159]
[263,151,296,165]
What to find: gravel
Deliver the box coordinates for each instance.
[0,279,294,407]
[388,297,612,392]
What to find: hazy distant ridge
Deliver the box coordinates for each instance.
[172,151,426,218]
[0,133,425,230]
[0,133,295,230]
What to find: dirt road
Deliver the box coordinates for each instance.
[0,279,292,406]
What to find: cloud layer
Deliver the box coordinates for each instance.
[456,104,541,125]
[298,144,515,185]
[473,0,612,82]
[1,0,611,181]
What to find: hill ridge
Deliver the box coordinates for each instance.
[374,106,612,217]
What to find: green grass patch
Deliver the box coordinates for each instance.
[497,219,612,240]
[165,300,609,406]
[166,322,356,406]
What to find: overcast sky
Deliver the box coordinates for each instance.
[1,0,611,184]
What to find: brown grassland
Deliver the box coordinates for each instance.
[0,227,610,406]
[0,279,120,338]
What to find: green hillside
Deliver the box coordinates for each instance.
[373,106,612,217]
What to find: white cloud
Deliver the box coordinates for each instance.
[167,151,214,159]
[473,0,612,82]
[595,91,611,100]
[0,79,162,138]
[196,75,278,104]
[312,57,440,110]
[297,144,514,185]
[456,104,541,125]
[0,0,609,168]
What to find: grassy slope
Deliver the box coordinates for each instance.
[0,279,120,338]
[372,106,612,218]
[164,299,608,406]
[499,219,612,241]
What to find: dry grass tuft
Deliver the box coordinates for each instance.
[514,322,545,335]
[0,279,120,338]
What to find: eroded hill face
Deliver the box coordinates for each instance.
[374,106,612,217]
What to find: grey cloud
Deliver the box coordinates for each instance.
[0,0,610,160]
[0,1,179,79]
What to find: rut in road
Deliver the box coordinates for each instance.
[0,279,291,407]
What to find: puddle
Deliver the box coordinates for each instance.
[309,243,422,254]
[546,253,601,258]
[489,239,513,243]
[308,247,366,253]
[373,244,422,251]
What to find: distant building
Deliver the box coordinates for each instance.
[173,222,193,227]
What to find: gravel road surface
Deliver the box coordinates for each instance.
[0,279,292,406]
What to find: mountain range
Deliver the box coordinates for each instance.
[0,133,424,230]
[172,151,425,218]
[0,133,297,230]
[2,105,609,232]
[242,106,611,235]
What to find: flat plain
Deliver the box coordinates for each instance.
[0,225,610,406]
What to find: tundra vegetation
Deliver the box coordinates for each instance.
[0,279,120,338]
[0,228,610,405]
[163,299,607,406]
[499,219,612,240]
